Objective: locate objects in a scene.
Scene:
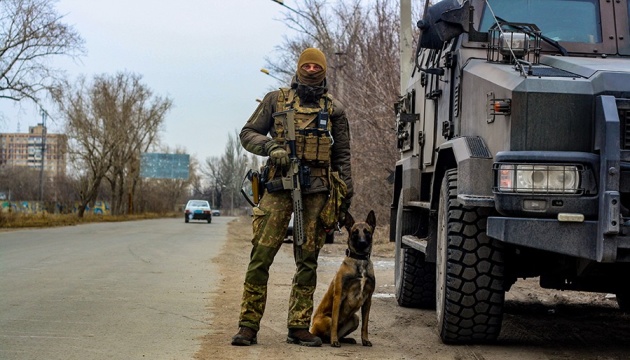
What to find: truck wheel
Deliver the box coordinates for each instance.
[436,169,505,344]
[394,193,436,308]
[395,247,436,308]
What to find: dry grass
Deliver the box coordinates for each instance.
[0,211,179,230]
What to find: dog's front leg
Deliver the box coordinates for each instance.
[330,280,343,347]
[360,296,372,346]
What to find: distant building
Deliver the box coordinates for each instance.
[0,124,68,176]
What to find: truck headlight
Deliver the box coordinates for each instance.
[498,164,580,194]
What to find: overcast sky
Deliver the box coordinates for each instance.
[0,0,294,161]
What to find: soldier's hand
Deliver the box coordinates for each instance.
[269,148,289,168]
[265,141,290,169]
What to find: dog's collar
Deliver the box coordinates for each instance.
[346,248,370,260]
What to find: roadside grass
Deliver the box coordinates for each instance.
[0,211,179,230]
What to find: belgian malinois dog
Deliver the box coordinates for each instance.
[311,210,376,347]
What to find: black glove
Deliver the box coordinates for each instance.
[264,141,290,169]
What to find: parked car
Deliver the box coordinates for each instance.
[184,200,212,223]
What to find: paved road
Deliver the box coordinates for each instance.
[0,217,231,360]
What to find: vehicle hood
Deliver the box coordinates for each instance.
[540,55,630,78]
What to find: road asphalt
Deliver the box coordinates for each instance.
[0,217,230,360]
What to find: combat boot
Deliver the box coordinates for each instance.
[231,326,257,346]
[286,328,322,347]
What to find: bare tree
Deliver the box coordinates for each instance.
[0,166,40,200]
[95,73,172,215]
[338,1,401,219]
[134,176,191,214]
[54,72,172,217]
[203,130,250,215]
[201,156,222,208]
[55,75,113,217]
[0,0,85,104]
[50,171,79,213]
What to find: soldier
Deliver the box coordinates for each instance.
[231,48,353,347]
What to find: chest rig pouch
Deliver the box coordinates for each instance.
[272,88,333,167]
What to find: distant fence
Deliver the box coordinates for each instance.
[1,201,111,215]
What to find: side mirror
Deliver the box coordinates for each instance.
[418,0,472,50]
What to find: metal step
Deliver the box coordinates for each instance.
[402,235,428,252]
[407,201,430,209]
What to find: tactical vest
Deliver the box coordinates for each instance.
[272,88,334,168]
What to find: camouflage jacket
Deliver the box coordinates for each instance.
[240,81,353,201]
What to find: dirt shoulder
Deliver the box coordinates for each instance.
[195,217,630,360]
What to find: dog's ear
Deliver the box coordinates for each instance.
[344,212,355,233]
[366,210,376,230]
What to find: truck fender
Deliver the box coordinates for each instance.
[433,136,495,209]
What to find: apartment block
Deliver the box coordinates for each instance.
[0,124,68,176]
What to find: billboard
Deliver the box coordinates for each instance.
[140,153,189,180]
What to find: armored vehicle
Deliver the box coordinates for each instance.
[390,0,630,344]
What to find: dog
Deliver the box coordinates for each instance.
[311,210,376,347]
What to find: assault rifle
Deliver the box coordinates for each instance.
[276,109,307,258]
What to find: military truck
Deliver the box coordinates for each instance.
[390,0,630,344]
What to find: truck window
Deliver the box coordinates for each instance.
[479,0,601,43]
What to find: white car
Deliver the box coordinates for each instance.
[184,200,212,223]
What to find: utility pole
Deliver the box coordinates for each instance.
[38,107,48,203]
[400,0,414,94]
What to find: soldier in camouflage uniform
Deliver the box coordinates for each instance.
[231,48,353,347]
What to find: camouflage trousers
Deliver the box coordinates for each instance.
[238,190,328,332]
